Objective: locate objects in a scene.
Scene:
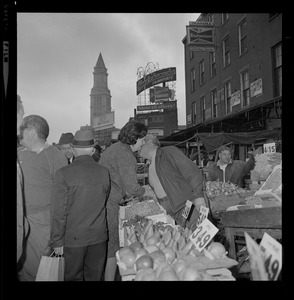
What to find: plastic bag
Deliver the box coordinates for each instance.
[35,252,64,281]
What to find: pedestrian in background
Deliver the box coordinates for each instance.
[50,130,110,281]
[99,120,150,281]
[57,132,75,164]
[17,95,29,266]
[92,144,102,162]
[17,115,68,281]
[207,145,256,188]
[139,134,206,228]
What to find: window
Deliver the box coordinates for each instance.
[199,60,205,85]
[190,49,194,60]
[240,70,250,107]
[200,96,206,122]
[209,51,216,78]
[272,43,282,97]
[238,18,247,55]
[211,89,218,119]
[208,14,214,23]
[222,35,230,67]
[222,13,229,24]
[191,101,196,124]
[190,68,196,92]
[224,81,232,114]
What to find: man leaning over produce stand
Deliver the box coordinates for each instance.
[139,134,206,228]
[207,145,256,188]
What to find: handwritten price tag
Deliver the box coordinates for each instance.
[189,218,219,252]
[182,200,193,219]
[260,232,282,281]
[263,142,276,154]
[244,232,268,280]
[196,206,209,227]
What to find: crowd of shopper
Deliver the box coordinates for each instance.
[17,95,256,281]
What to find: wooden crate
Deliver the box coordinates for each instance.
[219,207,281,228]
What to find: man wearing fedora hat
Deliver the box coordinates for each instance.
[57,132,75,164]
[50,129,110,281]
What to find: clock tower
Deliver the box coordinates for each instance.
[90,53,115,145]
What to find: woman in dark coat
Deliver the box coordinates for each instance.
[99,120,148,281]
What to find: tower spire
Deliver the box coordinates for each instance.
[95,52,106,70]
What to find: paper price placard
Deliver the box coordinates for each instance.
[182,200,193,219]
[196,206,209,227]
[260,232,282,281]
[263,142,276,154]
[244,232,268,280]
[189,218,218,252]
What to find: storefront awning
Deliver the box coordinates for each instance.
[196,129,281,153]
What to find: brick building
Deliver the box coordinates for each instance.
[161,13,282,159]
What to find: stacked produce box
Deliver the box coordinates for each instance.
[117,190,238,281]
[116,217,238,281]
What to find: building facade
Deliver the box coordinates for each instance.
[135,100,178,138]
[183,13,282,134]
[90,53,116,146]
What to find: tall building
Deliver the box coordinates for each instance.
[161,13,282,159]
[183,13,282,135]
[90,53,115,146]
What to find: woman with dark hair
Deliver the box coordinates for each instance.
[99,120,149,281]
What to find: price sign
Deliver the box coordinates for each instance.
[189,218,219,252]
[263,142,276,154]
[244,232,268,280]
[182,200,193,219]
[196,206,209,227]
[260,232,282,281]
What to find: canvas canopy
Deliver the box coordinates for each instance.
[196,129,281,153]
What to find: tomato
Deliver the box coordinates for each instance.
[134,247,148,260]
[135,254,154,271]
[120,251,136,268]
[118,246,133,259]
[129,241,143,252]
[150,250,166,269]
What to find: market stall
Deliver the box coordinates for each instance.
[115,141,282,281]
[204,156,282,279]
[116,184,239,281]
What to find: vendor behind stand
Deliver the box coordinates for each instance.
[139,134,206,228]
[207,145,255,188]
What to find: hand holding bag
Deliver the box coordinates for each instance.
[36,252,64,281]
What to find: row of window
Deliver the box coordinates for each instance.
[190,43,282,124]
[190,18,248,92]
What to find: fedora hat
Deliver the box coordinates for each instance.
[58,132,74,145]
[71,129,96,148]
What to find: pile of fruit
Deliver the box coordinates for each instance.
[122,215,173,242]
[124,200,164,220]
[205,180,251,198]
[117,218,235,281]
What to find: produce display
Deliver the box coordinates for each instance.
[254,164,282,202]
[205,180,252,198]
[116,218,238,281]
[123,200,165,220]
[250,152,282,181]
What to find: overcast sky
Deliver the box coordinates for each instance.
[17,13,200,144]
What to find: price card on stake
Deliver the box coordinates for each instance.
[263,142,276,154]
[244,232,268,280]
[196,206,209,227]
[189,218,219,252]
[259,232,282,281]
[182,200,194,219]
